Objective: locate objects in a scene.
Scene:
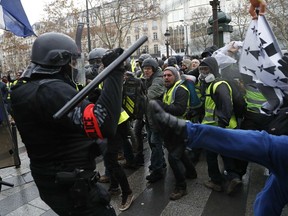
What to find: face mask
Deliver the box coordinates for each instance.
[204,73,215,83]
[199,72,215,83]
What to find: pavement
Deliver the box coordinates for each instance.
[0,130,285,216]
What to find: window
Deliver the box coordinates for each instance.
[143,45,149,53]
[153,32,158,40]
[154,44,159,54]
[152,20,158,30]
[143,22,148,31]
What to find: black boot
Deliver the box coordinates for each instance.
[149,100,188,142]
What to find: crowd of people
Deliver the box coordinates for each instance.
[0,31,288,216]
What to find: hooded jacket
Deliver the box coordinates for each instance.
[200,57,234,127]
[144,68,166,129]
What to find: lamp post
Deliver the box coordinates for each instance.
[164,28,171,58]
[210,0,220,47]
[86,0,91,52]
[180,20,189,55]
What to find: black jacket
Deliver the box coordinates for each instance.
[161,86,188,117]
[11,70,123,174]
[200,57,233,127]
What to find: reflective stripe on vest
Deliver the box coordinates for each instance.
[245,85,267,113]
[118,109,129,125]
[6,82,12,99]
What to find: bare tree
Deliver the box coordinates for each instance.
[87,0,161,49]
[39,0,81,38]
[265,0,288,49]
[229,0,251,41]
[0,32,30,73]
[228,0,288,48]
[190,6,213,54]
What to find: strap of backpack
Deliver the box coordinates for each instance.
[171,79,185,103]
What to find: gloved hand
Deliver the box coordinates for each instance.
[102,48,125,68]
[278,55,288,76]
[149,100,188,143]
[88,87,102,103]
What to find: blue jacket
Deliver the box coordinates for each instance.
[186,121,288,216]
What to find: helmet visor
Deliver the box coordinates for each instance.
[70,53,86,87]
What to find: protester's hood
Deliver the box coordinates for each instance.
[199,57,220,78]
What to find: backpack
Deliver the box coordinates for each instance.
[173,74,202,120]
[210,78,247,119]
[122,75,145,119]
[267,107,288,135]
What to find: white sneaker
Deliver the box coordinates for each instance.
[119,193,134,211]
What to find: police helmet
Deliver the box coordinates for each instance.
[141,58,159,72]
[168,56,177,66]
[88,48,107,61]
[137,54,152,66]
[31,32,79,67]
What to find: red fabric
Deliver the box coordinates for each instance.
[83,104,103,139]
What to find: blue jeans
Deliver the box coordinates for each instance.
[146,124,165,172]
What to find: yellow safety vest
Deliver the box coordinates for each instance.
[195,82,201,101]
[202,81,237,129]
[245,85,267,113]
[163,80,189,119]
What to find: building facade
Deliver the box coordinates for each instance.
[1,0,286,74]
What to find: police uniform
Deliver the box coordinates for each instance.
[11,32,124,216]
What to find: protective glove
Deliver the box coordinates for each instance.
[149,100,188,143]
[88,87,102,103]
[102,48,125,69]
[278,55,288,77]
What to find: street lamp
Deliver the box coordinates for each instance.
[180,20,189,55]
[86,0,91,52]
[210,0,220,47]
[164,28,171,58]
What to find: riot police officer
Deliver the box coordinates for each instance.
[85,47,107,80]
[11,32,125,216]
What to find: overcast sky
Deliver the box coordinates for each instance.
[21,0,85,26]
[21,0,48,25]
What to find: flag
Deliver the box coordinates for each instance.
[0,0,35,37]
[239,16,288,93]
[238,15,287,113]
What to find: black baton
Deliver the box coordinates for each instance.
[53,36,148,119]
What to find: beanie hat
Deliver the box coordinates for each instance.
[182,59,192,68]
[164,66,180,81]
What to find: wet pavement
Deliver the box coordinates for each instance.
[0,131,284,216]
